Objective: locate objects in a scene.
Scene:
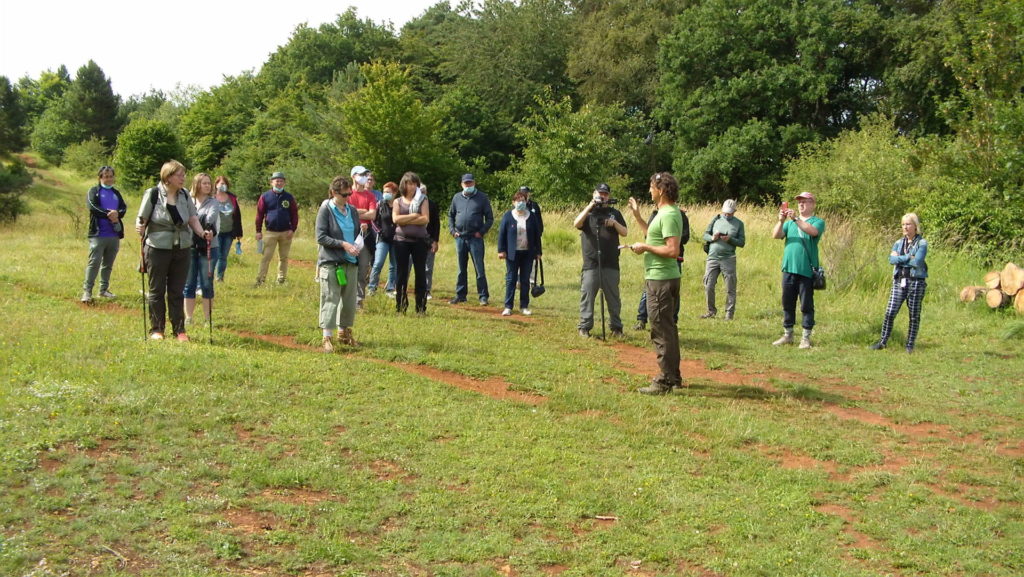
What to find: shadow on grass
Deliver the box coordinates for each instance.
[679,380,847,405]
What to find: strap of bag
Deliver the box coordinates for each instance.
[797,223,820,270]
[533,258,544,287]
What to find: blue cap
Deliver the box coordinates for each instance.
[461,173,475,183]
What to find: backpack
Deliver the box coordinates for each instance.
[375,201,396,243]
[650,207,690,261]
[702,215,721,254]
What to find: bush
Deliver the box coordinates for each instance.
[62,137,110,178]
[0,159,32,224]
[113,118,184,191]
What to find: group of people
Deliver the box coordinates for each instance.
[82,162,929,385]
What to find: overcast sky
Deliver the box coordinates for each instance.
[0,0,443,98]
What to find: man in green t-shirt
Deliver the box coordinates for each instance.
[771,191,826,348]
[629,172,684,394]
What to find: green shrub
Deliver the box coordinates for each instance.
[62,137,110,178]
[0,159,31,223]
[112,118,184,191]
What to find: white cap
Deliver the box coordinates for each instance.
[350,165,369,177]
[722,199,737,214]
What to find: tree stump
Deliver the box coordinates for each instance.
[984,270,1002,290]
[1016,291,1024,315]
[960,286,988,302]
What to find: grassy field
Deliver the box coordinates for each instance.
[1,158,1022,577]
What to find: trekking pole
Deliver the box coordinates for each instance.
[206,235,214,345]
[138,225,148,341]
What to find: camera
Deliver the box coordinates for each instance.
[593,197,617,205]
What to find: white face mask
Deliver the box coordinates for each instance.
[217,184,227,193]
[355,175,368,186]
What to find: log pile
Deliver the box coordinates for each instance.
[961,263,1024,313]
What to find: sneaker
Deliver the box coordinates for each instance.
[386,291,396,299]
[177,333,190,342]
[254,279,264,288]
[638,381,673,395]
[772,334,794,346]
[426,292,432,300]
[216,276,224,283]
[610,330,625,339]
[99,290,116,299]
[449,296,466,305]
[633,320,646,331]
[521,308,532,316]
[501,308,512,316]
[798,337,812,349]
[322,337,335,353]
[724,313,733,320]
[479,298,489,306]
[276,278,286,285]
[150,332,164,341]
[578,329,591,338]
[905,346,914,354]
[80,291,93,303]
[700,312,716,319]
[869,341,886,350]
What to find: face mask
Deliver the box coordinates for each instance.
[382,192,394,202]
[217,184,227,193]
[100,183,113,189]
[355,175,368,186]
[514,201,526,211]
[273,186,284,193]
[462,187,476,195]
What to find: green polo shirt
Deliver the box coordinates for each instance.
[780,216,826,277]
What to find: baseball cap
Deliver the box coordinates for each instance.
[350,165,370,177]
[461,173,475,183]
[722,199,737,214]
[795,191,816,200]
[594,183,611,194]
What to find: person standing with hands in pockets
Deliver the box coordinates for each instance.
[254,172,298,286]
[771,191,826,349]
[629,173,684,394]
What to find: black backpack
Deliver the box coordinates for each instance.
[375,202,396,243]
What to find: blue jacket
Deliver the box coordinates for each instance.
[497,210,542,262]
[889,235,927,279]
[448,191,494,236]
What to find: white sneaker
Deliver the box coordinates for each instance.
[521,308,532,316]
[80,291,93,303]
[799,337,813,349]
[772,334,794,346]
[501,308,512,316]
[99,290,116,299]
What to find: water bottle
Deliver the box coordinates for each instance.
[335,266,347,287]
[235,240,242,255]
[256,239,264,254]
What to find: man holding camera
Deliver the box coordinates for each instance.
[573,183,627,338]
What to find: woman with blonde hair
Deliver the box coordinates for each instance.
[870,213,928,353]
[136,160,212,341]
[183,173,221,327]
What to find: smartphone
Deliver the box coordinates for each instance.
[780,201,789,212]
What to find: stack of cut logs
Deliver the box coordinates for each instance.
[960,262,1024,313]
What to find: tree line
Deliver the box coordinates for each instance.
[0,0,1020,260]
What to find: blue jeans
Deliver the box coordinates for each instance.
[183,246,218,299]
[781,272,815,330]
[215,232,234,280]
[454,235,488,301]
[504,250,535,310]
[368,239,396,292]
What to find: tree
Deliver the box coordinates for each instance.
[0,158,32,223]
[499,93,640,208]
[15,66,71,130]
[397,1,465,101]
[658,0,888,203]
[568,0,689,113]
[113,118,185,191]
[63,60,122,147]
[178,74,261,170]
[0,76,28,153]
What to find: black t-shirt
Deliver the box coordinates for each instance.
[580,207,625,270]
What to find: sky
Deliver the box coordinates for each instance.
[0,0,443,98]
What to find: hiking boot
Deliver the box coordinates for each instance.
[610,330,625,339]
[798,337,813,349]
[638,381,673,395]
[869,341,886,350]
[633,320,646,331]
[99,290,116,299]
[254,279,264,288]
[80,291,93,303]
[449,296,466,305]
[700,312,716,319]
[578,329,591,338]
[322,336,335,353]
[339,328,359,347]
[772,333,794,346]
[502,308,512,316]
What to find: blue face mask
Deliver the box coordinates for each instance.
[514,201,526,212]
[462,187,476,196]
[382,192,394,202]
[100,183,113,190]
[273,186,284,193]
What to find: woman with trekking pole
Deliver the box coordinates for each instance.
[182,173,221,331]
[136,160,213,342]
